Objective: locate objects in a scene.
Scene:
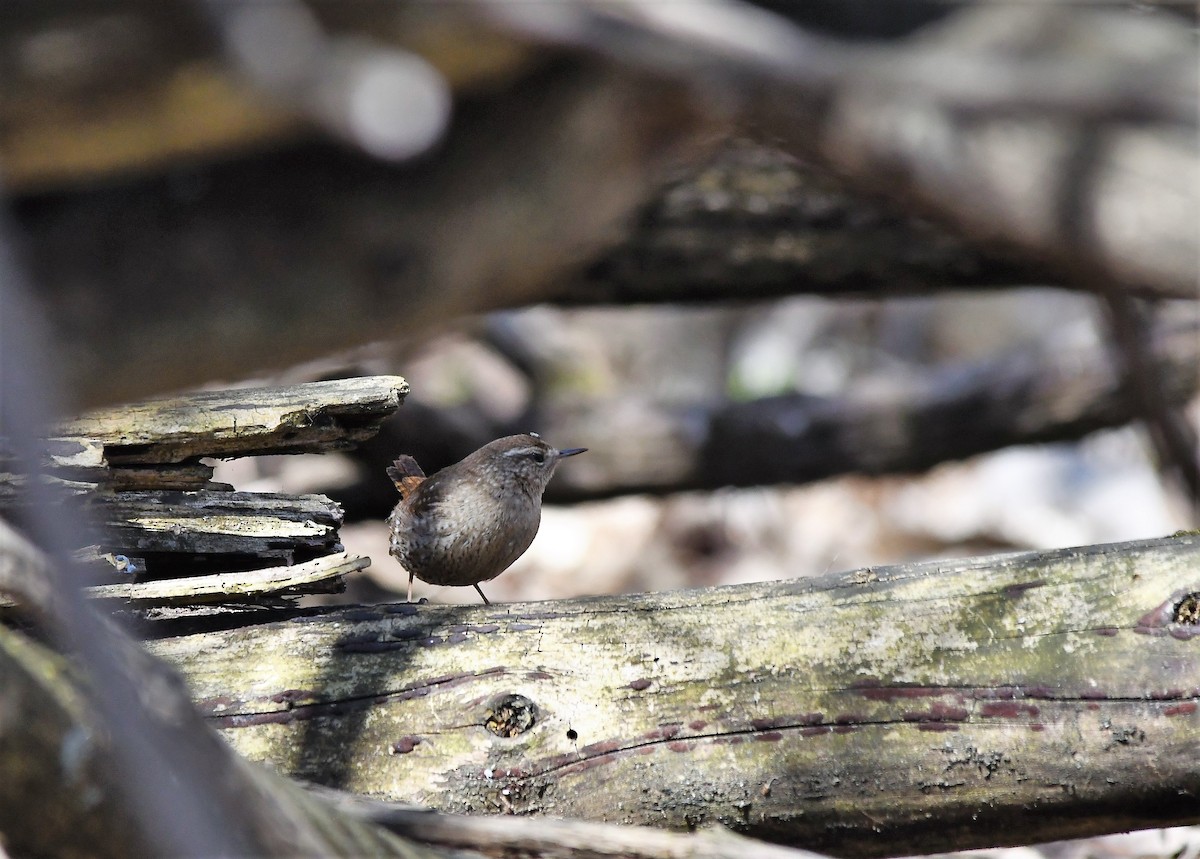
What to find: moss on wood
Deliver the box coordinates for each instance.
[150,535,1200,857]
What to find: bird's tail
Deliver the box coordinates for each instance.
[387,455,426,499]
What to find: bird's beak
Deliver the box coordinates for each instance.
[557,447,587,458]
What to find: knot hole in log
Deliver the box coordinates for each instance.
[1174,593,1200,625]
[485,694,537,738]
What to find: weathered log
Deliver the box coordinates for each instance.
[2,377,406,606]
[1,520,827,859]
[2,376,407,504]
[318,786,832,859]
[0,550,362,613]
[0,465,218,503]
[0,585,824,859]
[149,535,1200,857]
[569,141,1056,305]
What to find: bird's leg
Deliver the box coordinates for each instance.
[407,571,414,603]
[473,584,491,605]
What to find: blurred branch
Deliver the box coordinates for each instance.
[196,0,452,160]
[1101,293,1200,510]
[563,141,1058,305]
[0,1,1193,411]
[17,59,714,409]
[369,315,1200,500]
[490,0,1199,297]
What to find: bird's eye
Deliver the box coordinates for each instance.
[529,450,546,464]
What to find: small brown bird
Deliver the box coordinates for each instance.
[386,433,586,604]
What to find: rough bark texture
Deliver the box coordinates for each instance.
[86,552,365,606]
[150,535,1200,858]
[1,376,408,605]
[2,376,408,505]
[81,490,343,561]
[319,787,833,859]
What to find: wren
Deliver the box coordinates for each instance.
[386,433,586,604]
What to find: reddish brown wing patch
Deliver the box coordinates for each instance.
[386,455,426,500]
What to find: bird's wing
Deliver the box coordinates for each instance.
[386,455,427,500]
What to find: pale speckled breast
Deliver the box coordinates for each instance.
[387,491,541,587]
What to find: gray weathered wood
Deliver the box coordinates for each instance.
[81,490,343,565]
[2,377,406,608]
[52,375,409,467]
[318,786,831,859]
[2,376,407,504]
[83,552,367,605]
[150,535,1200,857]
[1,522,825,859]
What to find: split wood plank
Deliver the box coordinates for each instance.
[82,490,344,563]
[86,552,369,605]
[0,553,368,610]
[49,375,409,469]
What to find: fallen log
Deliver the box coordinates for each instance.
[0,520,825,859]
[149,534,1200,857]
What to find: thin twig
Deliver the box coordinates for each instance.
[1101,291,1200,518]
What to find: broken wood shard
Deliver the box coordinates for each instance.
[53,375,410,467]
[83,490,344,563]
[1,376,407,606]
[86,553,368,605]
